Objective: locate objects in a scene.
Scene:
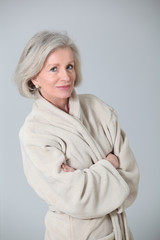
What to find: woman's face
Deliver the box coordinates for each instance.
[32,47,76,106]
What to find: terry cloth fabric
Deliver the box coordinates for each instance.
[19,89,139,240]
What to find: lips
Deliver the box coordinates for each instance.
[56,85,71,89]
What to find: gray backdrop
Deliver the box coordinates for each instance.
[1,0,160,239]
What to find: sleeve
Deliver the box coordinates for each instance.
[108,109,140,212]
[19,127,130,220]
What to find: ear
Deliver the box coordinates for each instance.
[31,76,38,87]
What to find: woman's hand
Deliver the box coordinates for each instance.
[106,153,120,169]
[62,153,119,172]
[61,163,75,172]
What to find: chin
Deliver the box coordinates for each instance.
[62,93,72,99]
[59,90,73,99]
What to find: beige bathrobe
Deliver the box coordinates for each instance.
[19,89,139,240]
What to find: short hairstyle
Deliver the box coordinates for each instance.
[14,31,82,98]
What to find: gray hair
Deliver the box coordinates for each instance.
[14,31,82,98]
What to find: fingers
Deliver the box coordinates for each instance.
[106,153,120,169]
[61,163,75,172]
[61,163,68,172]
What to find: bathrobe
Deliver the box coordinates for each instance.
[19,89,139,240]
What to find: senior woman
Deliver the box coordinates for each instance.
[15,31,139,240]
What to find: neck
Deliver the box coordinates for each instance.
[55,99,69,113]
[47,97,69,113]
[39,91,70,113]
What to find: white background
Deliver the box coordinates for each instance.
[1,0,160,239]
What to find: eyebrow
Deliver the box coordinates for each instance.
[46,60,75,68]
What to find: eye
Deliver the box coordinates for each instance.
[67,64,74,70]
[50,67,57,72]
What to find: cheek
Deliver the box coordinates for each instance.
[39,75,56,86]
[72,71,76,82]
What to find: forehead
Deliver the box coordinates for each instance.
[45,47,74,65]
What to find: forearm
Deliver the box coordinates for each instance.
[23,146,129,219]
[54,159,130,218]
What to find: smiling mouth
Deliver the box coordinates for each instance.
[56,85,71,89]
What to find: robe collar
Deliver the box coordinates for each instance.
[34,89,104,159]
[34,88,81,120]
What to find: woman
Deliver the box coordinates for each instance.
[15,31,139,240]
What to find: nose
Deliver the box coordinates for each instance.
[59,68,70,82]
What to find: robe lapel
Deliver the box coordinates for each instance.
[34,89,105,160]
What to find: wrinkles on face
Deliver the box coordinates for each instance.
[32,48,76,111]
